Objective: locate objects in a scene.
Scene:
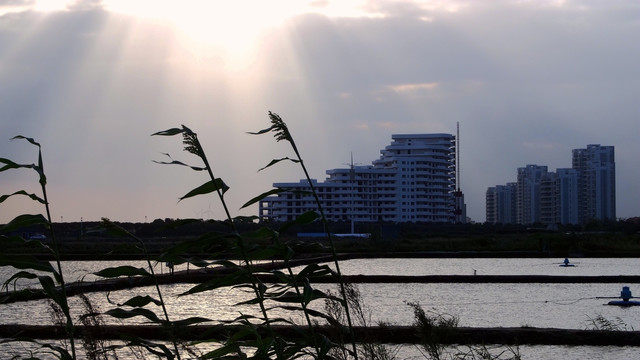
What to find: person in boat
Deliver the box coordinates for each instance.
[563,258,570,266]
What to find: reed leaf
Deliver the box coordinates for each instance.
[303,280,314,306]
[0,253,57,274]
[297,263,335,279]
[0,157,24,172]
[118,295,163,307]
[153,152,207,171]
[2,270,38,291]
[151,127,189,137]
[104,308,163,324]
[179,179,229,202]
[200,340,249,359]
[1,214,49,233]
[159,231,233,257]
[0,190,46,205]
[11,135,40,147]
[257,157,300,172]
[94,265,152,278]
[240,188,289,209]
[245,245,282,261]
[21,340,74,360]
[279,210,320,233]
[11,136,47,186]
[38,275,70,317]
[108,337,175,359]
[172,316,214,327]
[179,269,251,296]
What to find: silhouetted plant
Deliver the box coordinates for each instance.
[151,124,344,359]
[586,314,633,331]
[325,283,400,360]
[248,111,359,359]
[0,136,78,359]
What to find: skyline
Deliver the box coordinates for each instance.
[1,1,639,224]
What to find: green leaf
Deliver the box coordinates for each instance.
[245,245,281,261]
[257,157,300,172]
[94,266,152,278]
[104,308,163,323]
[153,153,206,171]
[38,342,75,360]
[114,337,176,359]
[10,136,47,186]
[241,188,289,209]
[158,233,230,262]
[200,342,246,359]
[247,125,277,136]
[2,270,37,291]
[297,263,334,280]
[0,254,56,274]
[151,127,187,136]
[11,135,41,147]
[119,295,163,307]
[39,275,69,316]
[179,178,229,201]
[172,316,213,327]
[0,190,46,205]
[0,158,29,172]
[279,210,320,233]
[100,218,137,238]
[1,214,49,233]
[180,269,250,296]
[303,279,314,305]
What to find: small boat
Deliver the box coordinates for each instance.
[607,286,640,306]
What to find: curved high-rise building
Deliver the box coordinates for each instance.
[259,134,465,223]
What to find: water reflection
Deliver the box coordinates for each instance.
[1,258,639,359]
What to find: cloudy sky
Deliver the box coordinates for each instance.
[1,0,638,224]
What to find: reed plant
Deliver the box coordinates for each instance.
[0,136,78,359]
[0,115,358,359]
[145,117,357,359]
[247,111,359,359]
[0,113,478,359]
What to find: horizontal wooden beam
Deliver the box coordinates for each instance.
[1,325,639,346]
[2,273,638,304]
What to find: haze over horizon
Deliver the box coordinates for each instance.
[1,0,639,224]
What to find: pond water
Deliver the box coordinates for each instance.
[1,258,639,359]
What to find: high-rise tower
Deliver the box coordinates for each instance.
[572,145,616,223]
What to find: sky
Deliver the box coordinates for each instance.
[1,0,639,224]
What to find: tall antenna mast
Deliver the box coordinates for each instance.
[457,122,460,191]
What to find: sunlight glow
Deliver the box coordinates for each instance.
[33,0,68,12]
[19,0,476,71]
[103,0,310,71]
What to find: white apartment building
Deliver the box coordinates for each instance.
[258,134,464,223]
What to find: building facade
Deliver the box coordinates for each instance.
[572,145,616,223]
[486,144,614,225]
[259,134,465,223]
[486,183,516,224]
[516,165,548,225]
